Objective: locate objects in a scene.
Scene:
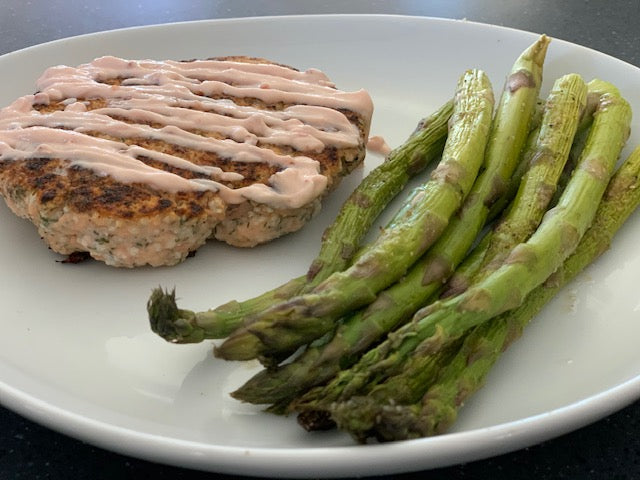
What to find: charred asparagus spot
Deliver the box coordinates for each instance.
[216,69,495,363]
[297,410,336,432]
[321,88,632,441]
[148,100,453,343]
[352,144,640,442]
[232,34,550,407]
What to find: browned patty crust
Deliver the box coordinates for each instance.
[0,56,372,267]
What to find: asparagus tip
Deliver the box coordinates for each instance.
[147,287,178,334]
[147,287,201,343]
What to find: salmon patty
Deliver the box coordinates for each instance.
[0,56,373,267]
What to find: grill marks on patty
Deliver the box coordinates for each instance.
[0,56,372,266]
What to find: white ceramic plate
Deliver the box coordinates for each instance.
[1,15,639,478]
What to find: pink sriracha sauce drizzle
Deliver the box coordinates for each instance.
[0,56,373,210]
[366,135,391,156]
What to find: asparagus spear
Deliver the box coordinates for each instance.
[443,74,590,297]
[305,100,454,286]
[215,69,495,362]
[464,73,588,280]
[444,79,619,298]
[294,87,631,418]
[292,73,588,412]
[446,79,620,299]
[344,144,640,442]
[232,35,549,406]
[553,79,622,202]
[148,100,453,343]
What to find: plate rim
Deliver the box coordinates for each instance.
[4,12,638,68]
[3,368,639,477]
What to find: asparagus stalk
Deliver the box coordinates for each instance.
[294,88,631,417]
[293,73,588,412]
[444,79,619,298]
[215,69,495,362]
[347,144,640,442]
[147,100,453,343]
[232,35,549,406]
[553,79,622,203]
[464,73,588,280]
[305,100,454,285]
[443,74,589,297]
[447,79,620,299]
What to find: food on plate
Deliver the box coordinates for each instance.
[149,98,454,342]
[299,81,632,441]
[0,56,373,267]
[147,36,638,443]
[230,34,549,409]
[443,72,588,296]
[213,68,495,363]
[402,144,640,439]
